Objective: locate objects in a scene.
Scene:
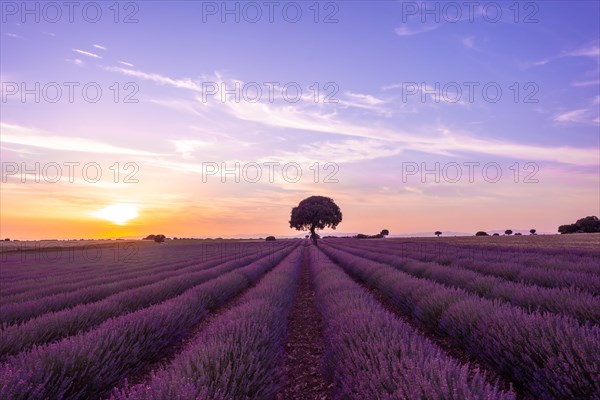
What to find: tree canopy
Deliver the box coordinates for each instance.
[290,196,342,245]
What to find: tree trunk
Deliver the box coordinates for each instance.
[310,226,318,246]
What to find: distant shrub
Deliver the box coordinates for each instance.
[355,234,369,239]
[558,216,600,234]
[505,230,513,235]
[575,216,600,233]
[4,238,9,241]
[514,233,522,236]
[380,229,389,237]
[475,231,489,236]
[265,236,276,241]
[492,233,500,236]
[435,231,442,237]
[529,229,536,235]
[143,234,167,243]
[558,224,580,234]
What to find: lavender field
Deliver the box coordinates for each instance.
[0,236,598,400]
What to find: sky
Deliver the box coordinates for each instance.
[1,0,599,239]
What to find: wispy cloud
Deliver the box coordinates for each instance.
[340,91,391,115]
[65,58,84,66]
[462,36,475,49]
[394,24,438,37]
[93,44,107,51]
[105,67,598,166]
[118,61,134,67]
[271,138,403,164]
[72,49,102,59]
[554,109,594,124]
[103,66,200,91]
[1,123,161,155]
[566,44,600,58]
[527,42,600,68]
[6,33,24,39]
[172,139,213,159]
[571,79,600,87]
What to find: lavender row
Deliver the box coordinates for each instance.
[111,248,303,400]
[1,242,286,301]
[0,243,168,291]
[0,241,277,294]
[360,240,600,277]
[330,242,600,324]
[0,244,298,400]
[345,240,600,294]
[321,245,600,399]
[0,243,279,325]
[310,247,515,400]
[0,244,298,359]
[0,247,198,300]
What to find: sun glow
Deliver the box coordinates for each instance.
[92,204,139,225]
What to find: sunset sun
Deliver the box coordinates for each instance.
[92,204,139,226]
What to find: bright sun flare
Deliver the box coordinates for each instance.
[92,204,139,225]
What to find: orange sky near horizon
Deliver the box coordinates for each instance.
[1,172,596,240]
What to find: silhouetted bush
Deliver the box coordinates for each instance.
[492,233,500,236]
[505,230,513,235]
[475,231,489,236]
[380,229,389,237]
[558,216,600,234]
[435,231,442,237]
[575,216,600,233]
[265,236,276,241]
[558,224,580,234]
[355,234,369,239]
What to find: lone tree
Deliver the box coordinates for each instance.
[380,229,389,237]
[290,196,342,246]
[435,231,442,237]
[530,229,536,235]
[505,229,513,236]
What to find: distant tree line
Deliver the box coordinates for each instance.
[354,230,390,239]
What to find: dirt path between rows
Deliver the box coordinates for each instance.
[276,247,331,400]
